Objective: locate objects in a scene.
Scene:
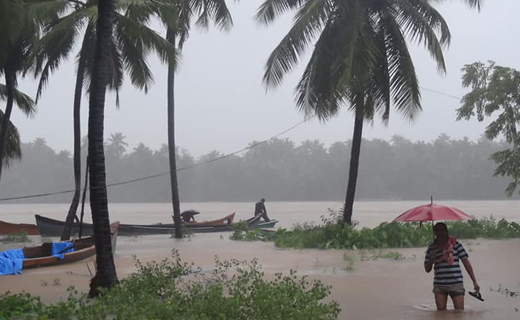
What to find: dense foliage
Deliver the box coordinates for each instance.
[231,211,520,250]
[0,251,340,320]
[457,61,520,196]
[3,134,517,202]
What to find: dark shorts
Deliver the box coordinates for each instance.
[433,283,465,297]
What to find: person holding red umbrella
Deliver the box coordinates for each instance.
[424,222,480,311]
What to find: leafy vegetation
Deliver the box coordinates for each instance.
[4,135,516,203]
[0,251,340,320]
[232,210,520,250]
[457,61,520,196]
[0,232,30,243]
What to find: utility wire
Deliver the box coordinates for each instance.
[420,86,462,100]
[0,116,315,202]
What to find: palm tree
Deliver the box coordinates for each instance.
[107,132,128,159]
[257,0,481,224]
[157,0,233,238]
[87,0,117,294]
[32,0,177,240]
[0,0,46,186]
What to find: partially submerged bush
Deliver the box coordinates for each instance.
[0,232,31,244]
[232,210,520,250]
[0,250,341,320]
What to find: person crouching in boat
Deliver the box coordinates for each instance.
[181,210,200,222]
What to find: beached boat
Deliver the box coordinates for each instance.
[22,221,119,269]
[35,213,236,237]
[0,220,40,236]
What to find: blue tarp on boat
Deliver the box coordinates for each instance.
[0,249,24,276]
[51,242,74,259]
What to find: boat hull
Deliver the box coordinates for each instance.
[22,222,119,269]
[0,220,40,235]
[35,213,236,237]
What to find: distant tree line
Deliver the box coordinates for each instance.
[2,133,517,203]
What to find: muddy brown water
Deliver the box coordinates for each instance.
[1,201,519,319]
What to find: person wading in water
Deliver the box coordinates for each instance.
[424,222,480,310]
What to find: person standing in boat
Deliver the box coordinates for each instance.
[254,198,270,222]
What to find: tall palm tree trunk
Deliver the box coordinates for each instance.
[88,0,117,294]
[166,28,182,239]
[61,57,86,240]
[0,69,15,185]
[343,104,364,224]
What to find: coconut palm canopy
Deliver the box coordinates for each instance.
[32,0,179,103]
[258,0,480,120]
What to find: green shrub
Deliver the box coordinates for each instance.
[0,292,44,320]
[0,250,340,320]
[0,232,31,244]
[232,210,520,250]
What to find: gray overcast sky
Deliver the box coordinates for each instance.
[10,0,520,157]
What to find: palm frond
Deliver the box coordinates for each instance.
[114,15,154,92]
[333,1,380,95]
[431,0,481,11]
[120,0,174,25]
[393,0,449,73]
[198,0,233,32]
[263,0,333,88]
[256,0,307,25]
[32,6,96,100]
[107,38,124,103]
[0,84,37,117]
[370,26,391,123]
[382,11,422,120]
[115,12,178,69]
[78,21,97,93]
[176,0,193,48]
[25,0,70,25]
[295,17,345,120]
[0,110,22,166]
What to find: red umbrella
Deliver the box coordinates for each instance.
[394,198,473,222]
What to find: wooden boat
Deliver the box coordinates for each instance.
[22,222,119,269]
[0,220,39,236]
[182,215,279,233]
[35,213,235,237]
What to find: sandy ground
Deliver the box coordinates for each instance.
[1,233,519,320]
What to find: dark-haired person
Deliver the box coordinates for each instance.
[424,222,479,310]
[254,198,270,222]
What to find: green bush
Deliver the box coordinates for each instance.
[0,292,44,320]
[232,210,520,250]
[0,232,31,244]
[0,250,340,320]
